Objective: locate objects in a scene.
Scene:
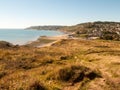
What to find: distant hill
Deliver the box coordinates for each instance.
[61,21,120,40]
[26,25,65,30]
[27,21,120,40]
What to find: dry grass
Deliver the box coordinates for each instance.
[0,39,120,90]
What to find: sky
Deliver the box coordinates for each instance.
[0,0,120,28]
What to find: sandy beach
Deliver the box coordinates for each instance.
[26,33,72,47]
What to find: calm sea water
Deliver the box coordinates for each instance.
[0,29,63,45]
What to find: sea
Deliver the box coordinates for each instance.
[0,29,64,45]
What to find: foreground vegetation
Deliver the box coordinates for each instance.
[0,39,120,90]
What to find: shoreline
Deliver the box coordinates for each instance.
[0,29,66,46]
[0,31,76,48]
[0,28,78,48]
[26,33,71,47]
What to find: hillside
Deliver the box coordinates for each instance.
[0,39,120,90]
[26,26,65,30]
[0,21,119,90]
[27,22,120,41]
[61,21,120,40]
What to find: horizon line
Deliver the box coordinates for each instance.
[0,20,120,29]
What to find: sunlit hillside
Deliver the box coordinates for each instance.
[0,39,120,90]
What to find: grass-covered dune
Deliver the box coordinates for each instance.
[0,39,120,90]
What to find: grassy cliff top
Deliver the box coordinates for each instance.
[0,39,120,90]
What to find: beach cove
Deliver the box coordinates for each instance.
[0,29,64,45]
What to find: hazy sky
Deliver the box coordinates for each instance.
[0,0,120,28]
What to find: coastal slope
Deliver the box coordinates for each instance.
[27,21,120,40]
[26,26,65,30]
[0,21,120,90]
[61,21,120,40]
[0,39,120,90]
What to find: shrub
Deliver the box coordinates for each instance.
[56,65,102,83]
[60,56,68,60]
[58,67,74,81]
[28,81,46,90]
[86,71,101,80]
[0,72,6,79]
[100,31,120,40]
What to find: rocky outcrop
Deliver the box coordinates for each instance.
[0,41,13,48]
